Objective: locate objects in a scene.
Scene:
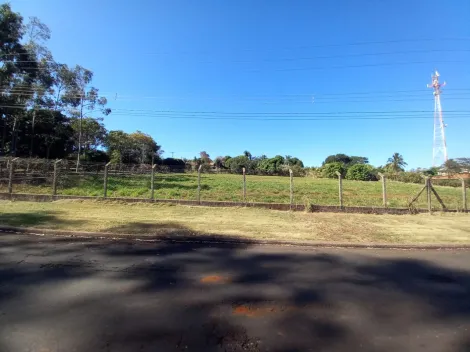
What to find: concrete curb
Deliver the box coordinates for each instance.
[1,225,470,250]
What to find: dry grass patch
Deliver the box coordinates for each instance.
[0,200,469,244]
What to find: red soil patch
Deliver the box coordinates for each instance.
[200,275,231,284]
[232,303,294,317]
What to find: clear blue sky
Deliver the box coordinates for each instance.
[9,0,470,168]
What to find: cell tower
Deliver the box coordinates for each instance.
[427,70,448,167]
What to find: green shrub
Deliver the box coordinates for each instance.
[321,162,346,179]
[346,164,377,181]
[388,171,423,184]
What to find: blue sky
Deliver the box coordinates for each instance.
[10,0,470,168]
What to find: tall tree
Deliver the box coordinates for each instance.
[0,3,39,156]
[23,16,54,157]
[443,159,462,175]
[386,153,407,173]
[62,65,110,171]
[129,131,161,164]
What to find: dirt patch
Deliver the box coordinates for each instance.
[200,275,231,284]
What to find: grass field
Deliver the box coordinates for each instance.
[0,172,466,209]
[1,200,469,244]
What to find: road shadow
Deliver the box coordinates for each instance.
[0,211,84,228]
[1,224,470,351]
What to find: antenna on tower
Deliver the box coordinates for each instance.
[427,70,448,167]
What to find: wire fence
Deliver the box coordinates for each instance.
[0,158,468,212]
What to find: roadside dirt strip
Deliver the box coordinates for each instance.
[2,232,470,351]
[2,225,470,250]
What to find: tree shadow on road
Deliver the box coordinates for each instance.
[1,223,470,351]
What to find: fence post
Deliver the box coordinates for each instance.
[378,172,387,208]
[103,162,111,198]
[8,158,18,196]
[461,178,467,212]
[150,164,156,200]
[242,167,247,203]
[197,165,202,204]
[52,159,62,197]
[289,169,294,209]
[425,176,432,214]
[335,171,343,209]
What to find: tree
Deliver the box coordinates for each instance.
[129,131,161,164]
[349,156,369,165]
[214,156,225,170]
[105,130,132,164]
[14,109,73,159]
[0,4,39,156]
[243,150,252,160]
[225,155,252,174]
[258,155,285,175]
[423,167,439,176]
[62,65,111,171]
[443,159,462,176]
[285,156,304,168]
[323,154,351,166]
[70,117,106,155]
[386,153,407,173]
[321,162,346,178]
[199,151,211,164]
[455,158,470,169]
[346,164,377,181]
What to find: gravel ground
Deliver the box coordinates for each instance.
[1,233,470,351]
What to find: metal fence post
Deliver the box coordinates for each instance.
[335,171,343,209]
[150,164,156,200]
[289,169,294,209]
[378,172,387,208]
[104,162,111,198]
[242,167,247,203]
[461,178,467,212]
[52,159,62,196]
[197,165,202,204]
[8,158,18,195]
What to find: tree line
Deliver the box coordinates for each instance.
[0,4,162,168]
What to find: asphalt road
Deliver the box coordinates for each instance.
[1,233,470,352]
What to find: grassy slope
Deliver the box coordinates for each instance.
[0,200,469,244]
[0,172,464,209]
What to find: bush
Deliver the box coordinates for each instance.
[388,171,423,184]
[346,164,377,181]
[321,162,346,178]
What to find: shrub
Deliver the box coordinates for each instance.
[346,164,377,181]
[388,171,422,184]
[321,162,346,178]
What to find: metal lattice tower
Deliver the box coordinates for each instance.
[427,70,448,167]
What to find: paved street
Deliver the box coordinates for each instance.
[1,233,470,351]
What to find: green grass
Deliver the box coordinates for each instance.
[1,200,469,244]
[0,172,465,209]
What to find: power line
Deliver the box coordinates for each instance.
[143,37,470,55]
[4,48,470,65]
[3,59,467,72]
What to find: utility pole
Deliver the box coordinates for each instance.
[427,70,448,167]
